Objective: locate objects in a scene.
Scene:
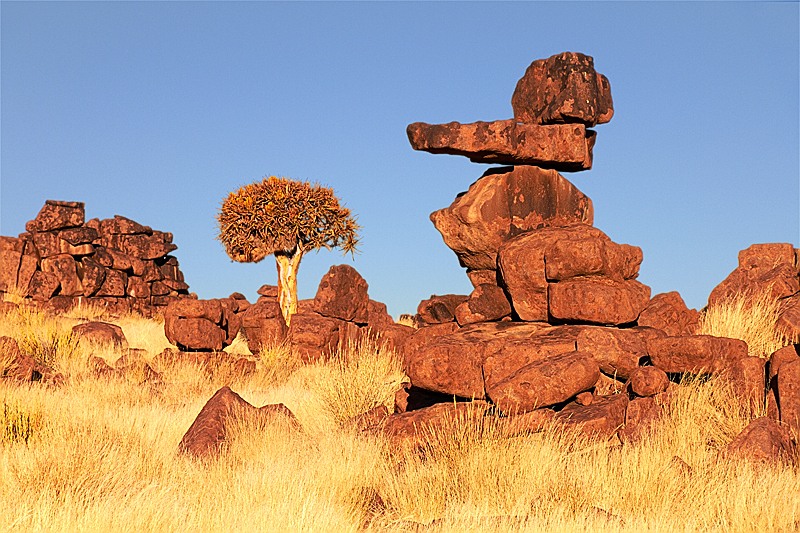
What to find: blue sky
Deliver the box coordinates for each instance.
[1,1,798,319]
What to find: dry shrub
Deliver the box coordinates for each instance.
[311,337,406,425]
[0,306,80,369]
[699,288,790,357]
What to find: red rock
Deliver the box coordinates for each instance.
[16,255,37,295]
[162,278,190,292]
[167,299,223,323]
[126,276,151,299]
[381,401,490,448]
[498,224,604,321]
[721,356,766,417]
[404,330,487,399]
[313,264,369,323]
[164,299,239,351]
[401,321,460,363]
[158,256,184,281]
[576,326,663,380]
[431,166,593,272]
[41,254,82,297]
[777,295,800,343]
[512,52,613,127]
[628,366,669,397]
[0,250,21,292]
[99,234,178,261]
[239,299,287,353]
[288,312,342,363]
[638,292,700,337]
[720,417,796,465]
[548,278,651,326]
[168,318,225,351]
[364,323,415,355]
[496,408,555,438]
[708,243,799,307]
[96,269,128,297]
[72,321,128,349]
[544,237,642,281]
[619,396,663,444]
[407,120,595,171]
[99,215,150,235]
[31,231,61,258]
[415,294,467,325]
[647,335,748,374]
[554,393,628,439]
[58,240,93,256]
[0,237,23,253]
[466,269,500,288]
[487,350,600,413]
[103,248,145,276]
[367,299,394,328]
[25,200,85,233]
[141,261,164,283]
[179,386,299,458]
[27,270,60,300]
[454,284,512,326]
[768,345,799,381]
[482,324,583,389]
[58,226,98,245]
[777,359,800,439]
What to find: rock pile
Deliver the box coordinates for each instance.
[0,200,191,317]
[357,51,800,456]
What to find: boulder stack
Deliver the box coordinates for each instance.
[395,52,729,440]
[0,200,191,317]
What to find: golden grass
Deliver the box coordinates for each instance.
[698,288,790,357]
[0,307,797,532]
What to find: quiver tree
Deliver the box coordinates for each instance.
[217,176,360,325]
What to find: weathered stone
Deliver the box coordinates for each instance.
[16,255,37,294]
[769,345,800,381]
[720,417,796,465]
[141,261,164,282]
[487,350,600,413]
[40,254,81,297]
[619,396,663,444]
[544,237,642,282]
[72,322,128,349]
[512,51,613,127]
[167,298,223,323]
[402,321,460,363]
[167,317,224,351]
[100,215,150,235]
[407,120,595,171]
[58,226,98,245]
[103,248,145,276]
[777,359,800,439]
[554,393,628,439]
[150,281,171,297]
[648,335,748,374]
[25,200,85,233]
[628,366,669,397]
[164,299,239,351]
[93,247,114,268]
[708,243,799,307]
[288,312,342,363]
[431,166,593,272]
[548,278,651,326]
[126,276,151,299]
[179,386,299,458]
[364,323,415,355]
[454,284,512,326]
[96,269,128,297]
[367,299,394,328]
[31,231,62,258]
[466,269,500,288]
[777,295,800,343]
[99,234,178,261]
[0,250,21,292]
[0,237,23,253]
[722,356,767,417]
[404,331,487,399]
[239,299,287,353]
[576,326,664,380]
[415,294,467,325]
[638,291,700,337]
[27,270,60,300]
[498,224,602,321]
[314,264,369,323]
[162,278,190,292]
[496,408,556,438]
[381,401,490,448]
[58,240,93,256]
[482,324,583,389]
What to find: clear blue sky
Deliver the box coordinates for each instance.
[2,2,798,319]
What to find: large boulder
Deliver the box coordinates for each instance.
[164,299,240,352]
[313,264,369,323]
[647,335,748,374]
[511,51,613,127]
[708,243,799,307]
[486,350,600,414]
[548,278,651,326]
[239,299,287,354]
[720,417,796,465]
[576,326,664,380]
[179,386,298,458]
[638,292,700,337]
[287,311,357,363]
[430,166,593,272]
[454,284,512,326]
[71,322,128,350]
[407,120,595,171]
[25,200,85,233]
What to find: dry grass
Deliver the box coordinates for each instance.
[0,306,797,532]
[698,288,791,357]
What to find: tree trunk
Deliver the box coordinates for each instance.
[275,249,303,326]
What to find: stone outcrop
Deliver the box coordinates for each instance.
[638,292,700,337]
[164,298,241,352]
[0,200,191,317]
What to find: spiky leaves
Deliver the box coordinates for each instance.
[217,176,361,324]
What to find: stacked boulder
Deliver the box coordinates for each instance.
[0,200,191,316]
[383,52,746,442]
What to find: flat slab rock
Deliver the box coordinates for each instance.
[407,120,595,171]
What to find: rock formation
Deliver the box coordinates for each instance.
[0,200,191,317]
